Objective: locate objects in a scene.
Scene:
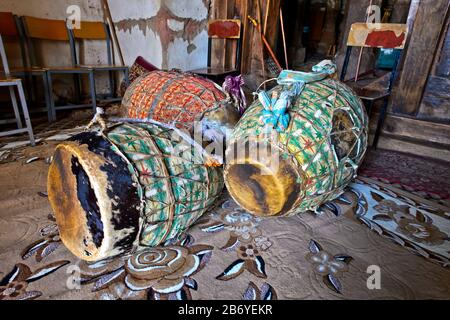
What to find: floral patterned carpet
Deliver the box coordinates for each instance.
[359,149,450,207]
[0,143,449,300]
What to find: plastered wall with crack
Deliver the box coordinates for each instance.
[0,0,212,99]
[110,0,211,70]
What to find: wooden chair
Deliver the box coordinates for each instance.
[190,19,242,82]
[0,34,35,145]
[340,23,407,149]
[0,12,50,114]
[21,16,97,122]
[68,21,129,102]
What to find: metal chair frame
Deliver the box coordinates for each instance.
[190,19,242,83]
[340,23,407,149]
[0,13,50,117]
[0,34,35,145]
[20,16,97,122]
[67,21,129,103]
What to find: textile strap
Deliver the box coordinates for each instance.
[222,75,247,114]
[258,60,337,132]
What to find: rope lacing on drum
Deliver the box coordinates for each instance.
[254,60,337,133]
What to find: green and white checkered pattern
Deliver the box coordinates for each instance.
[107,123,224,246]
[231,78,368,214]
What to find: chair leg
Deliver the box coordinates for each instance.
[108,70,115,98]
[373,97,389,149]
[24,73,33,106]
[88,71,97,112]
[367,100,374,118]
[31,75,38,105]
[16,81,35,146]
[46,72,57,122]
[73,74,82,104]
[42,72,52,123]
[124,68,130,87]
[9,86,23,129]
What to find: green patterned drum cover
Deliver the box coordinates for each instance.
[48,122,223,261]
[224,78,368,216]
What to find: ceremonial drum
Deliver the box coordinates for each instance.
[48,123,223,261]
[122,70,227,130]
[224,77,368,216]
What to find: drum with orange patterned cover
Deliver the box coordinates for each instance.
[122,70,227,130]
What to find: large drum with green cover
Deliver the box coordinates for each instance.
[47,122,223,261]
[224,72,368,216]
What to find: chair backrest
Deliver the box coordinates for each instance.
[208,19,241,39]
[21,16,70,67]
[72,21,108,40]
[347,23,407,49]
[68,21,113,66]
[0,12,19,37]
[0,34,11,76]
[0,12,29,69]
[340,23,408,84]
[22,16,69,41]
[207,19,242,70]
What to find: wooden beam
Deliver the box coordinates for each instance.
[280,7,288,69]
[417,8,450,122]
[210,0,227,70]
[101,0,124,66]
[374,113,450,146]
[263,0,280,50]
[391,0,449,115]
[256,0,266,83]
[224,0,237,69]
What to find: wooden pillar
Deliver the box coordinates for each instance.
[390,0,449,115]
[417,12,450,122]
[210,0,228,70]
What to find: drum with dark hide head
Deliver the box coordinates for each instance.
[48,122,223,261]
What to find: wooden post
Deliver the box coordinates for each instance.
[391,0,449,115]
[263,0,270,35]
[257,0,266,85]
[101,0,125,66]
[248,16,282,72]
[280,7,288,70]
[354,0,372,81]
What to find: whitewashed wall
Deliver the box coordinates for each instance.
[0,0,211,93]
[109,0,210,70]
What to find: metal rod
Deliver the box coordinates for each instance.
[280,7,289,69]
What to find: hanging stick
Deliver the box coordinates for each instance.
[355,0,373,81]
[263,0,271,35]
[279,7,289,69]
[101,0,125,66]
[248,16,282,71]
[256,0,267,87]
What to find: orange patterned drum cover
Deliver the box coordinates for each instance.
[122,71,227,130]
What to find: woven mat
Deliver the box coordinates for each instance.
[0,148,449,300]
